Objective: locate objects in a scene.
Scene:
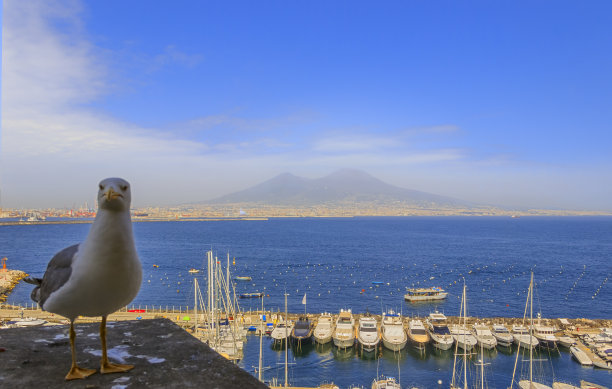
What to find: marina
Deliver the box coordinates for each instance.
[1,217,611,387]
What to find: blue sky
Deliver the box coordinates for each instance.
[1,0,611,210]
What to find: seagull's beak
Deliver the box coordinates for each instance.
[105,188,121,201]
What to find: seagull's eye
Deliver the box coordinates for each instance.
[120,185,128,191]
[99,184,104,191]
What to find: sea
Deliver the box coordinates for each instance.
[2,216,611,387]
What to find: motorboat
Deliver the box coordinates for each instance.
[557,336,576,348]
[513,325,539,349]
[371,376,401,389]
[332,309,355,349]
[234,276,252,281]
[291,316,313,346]
[356,314,380,352]
[240,292,263,299]
[570,345,593,366]
[188,268,200,273]
[532,324,559,349]
[407,319,430,350]
[270,319,293,345]
[472,323,497,350]
[450,324,477,351]
[380,310,407,351]
[313,313,334,344]
[404,286,448,302]
[492,324,514,347]
[426,311,454,350]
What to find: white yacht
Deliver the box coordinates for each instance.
[426,311,454,350]
[557,336,576,348]
[381,310,407,351]
[472,323,497,350]
[404,286,448,302]
[407,319,430,350]
[333,309,355,349]
[371,377,401,389]
[450,324,477,351]
[532,324,559,349]
[357,315,380,352]
[492,324,514,347]
[270,319,293,345]
[313,313,334,345]
[513,325,539,349]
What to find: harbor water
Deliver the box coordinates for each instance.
[2,216,611,387]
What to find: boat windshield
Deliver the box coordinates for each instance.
[361,327,377,332]
[433,326,450,335]
[412,329,427,335]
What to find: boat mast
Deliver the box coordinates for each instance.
[463,283,467,389]
[194,278,198,338]
[284,292,289,388]
[529,272,533,385]
[258,294,264,382]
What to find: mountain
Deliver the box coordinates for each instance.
[207,169,466,207]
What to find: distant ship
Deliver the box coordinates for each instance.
[404,287,448,302]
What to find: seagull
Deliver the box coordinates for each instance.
[25,178,142,380]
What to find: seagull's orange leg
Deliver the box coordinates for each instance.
[100,315,134,374]
[65,319,96,380]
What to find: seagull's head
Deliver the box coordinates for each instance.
[97,177,131,212]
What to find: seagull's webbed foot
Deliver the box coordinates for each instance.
[65,365,96,380]
[100,361,134,374]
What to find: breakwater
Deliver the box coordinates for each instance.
[0,269,28,303]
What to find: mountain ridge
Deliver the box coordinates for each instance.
[205,169,467,207]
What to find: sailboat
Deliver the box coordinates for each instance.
[509,272,552,389]
[450,281,490,389]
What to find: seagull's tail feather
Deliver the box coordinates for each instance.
[23,277,42,304]
[24,277,42,286]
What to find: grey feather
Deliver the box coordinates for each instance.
[33,244,79,309]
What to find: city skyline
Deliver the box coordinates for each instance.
[2,1,611,210]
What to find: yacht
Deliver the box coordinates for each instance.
[492,324,514,347]
[404,286,448,302]
[356,314,380,352]
[313,313,334,345]
[407,319,430,350]
[513,325,539,349]
[426,311,454,350]
[270,318,293,345]
[450,324,477,351]
[557,336,576,348]
[371,377,401,389]
[381,310,407,351]
[532,324,559,349]
[291,316,314,346]
[472,323,497,350]
[332,309,355,349]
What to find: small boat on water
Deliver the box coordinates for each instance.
[240,292,263,299]
[407,319,429,350]
[450,324,477,351]
[313,313,334,345]
[291,316,314,346]
[270,319,293,345]
[404,286,447,302]
[234,276,252,281]
[356,314,380,353]
[425,311,454,350]
[570,345,593,366]
[472,323,497,350]
[532,323,559,349]
[492,323,514,347]
[333,309,355,349]
[381,310,407,351]
[513,325,539,349]
[371,376,401,389]
[188,268,200,274]
[557,336,576,348]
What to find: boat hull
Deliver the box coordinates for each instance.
[333,336,354,349]
[382,337,407,351]
[430,335,454,351]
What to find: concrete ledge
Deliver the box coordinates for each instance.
[0,318,268,388]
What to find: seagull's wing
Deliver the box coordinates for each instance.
[35,244,79,308]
